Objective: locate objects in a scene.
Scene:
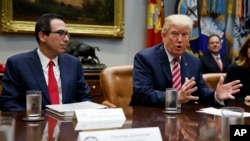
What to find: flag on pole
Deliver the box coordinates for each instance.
[176,0,226,56]
[146,0,164,48]
[199,0,227,56]
[228,0,250,60]
[226,0,236,59]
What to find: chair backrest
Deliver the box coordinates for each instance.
[202,73,226,90]
[100,65,133,107]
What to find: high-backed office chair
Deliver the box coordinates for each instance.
[202,73,226,90]
[100,65,133,108]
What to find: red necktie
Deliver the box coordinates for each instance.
[48,61,59,104]
[172,58,181,91]
[48,61,59,141]
[216,57,222,72]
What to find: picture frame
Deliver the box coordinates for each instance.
[0,0,124,38]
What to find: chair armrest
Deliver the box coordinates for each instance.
[102,100,117,108]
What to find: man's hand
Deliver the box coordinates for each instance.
[215,76,242,101]
[178,77,199,104]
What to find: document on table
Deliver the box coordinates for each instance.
[196,107,250,117]
[46,101,107,117]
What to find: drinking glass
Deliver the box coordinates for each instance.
[26,90,42,119]
[165,88,178,112]
[221,106,244,141]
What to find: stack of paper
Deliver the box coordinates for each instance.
[46,101,107,117]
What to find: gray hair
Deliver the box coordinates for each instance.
[161,14,194,35]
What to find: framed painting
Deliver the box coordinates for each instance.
[0,0,124,37]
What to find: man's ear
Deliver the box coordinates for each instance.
[38,32,47,43]
[161,33,165,38]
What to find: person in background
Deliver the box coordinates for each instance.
[225,35,250,101]
[0,13,92,111]
[130,14,242,107]
[199,34,231,73]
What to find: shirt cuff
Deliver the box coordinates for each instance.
[214,92,225,106]
[177,104,181,108]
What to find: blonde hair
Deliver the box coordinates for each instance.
[161,14,194,35]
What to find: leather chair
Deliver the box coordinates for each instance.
[202,73,226,90]
[100,65,133,108]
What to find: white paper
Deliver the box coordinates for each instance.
[77,127,162,141]
[45,101,107,116]
[196,107,250,117]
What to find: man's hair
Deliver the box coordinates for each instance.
[35,13,63,43]
[208,34,221,42]
[161,14,194,36]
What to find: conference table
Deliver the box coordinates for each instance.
[1,101,250,141]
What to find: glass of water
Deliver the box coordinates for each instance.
[165,88,179,114]
[26,90,42,120]
[221,106,244,141]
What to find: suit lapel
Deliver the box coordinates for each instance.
[28,49,51,102]
[58,54,71,102]
[180,53,189,84]
[208,53,218,66]
[157,45,172,81]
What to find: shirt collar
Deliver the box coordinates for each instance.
[211,53,221,59]
[37,48,58,68]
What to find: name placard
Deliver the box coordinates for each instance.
[77,127,162,141]
[73,108,126,130]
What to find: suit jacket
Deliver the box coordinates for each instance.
[130,43,218,107]
[199,53,231,73]
[0,48,92,111]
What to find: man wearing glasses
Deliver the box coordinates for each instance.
[0,13,92,111]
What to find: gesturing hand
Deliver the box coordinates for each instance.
[215,76,242,101]
[178,77,199,104]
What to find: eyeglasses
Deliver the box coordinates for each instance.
[50,30,70,38]
[169,31,189,39]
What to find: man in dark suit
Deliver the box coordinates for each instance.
[200,34,231,73]
[0,13,92,111]
[130,14,242,107]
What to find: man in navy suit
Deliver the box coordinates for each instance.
[0,13,92,111]
[200,34,231,73]
[130,14,242,107]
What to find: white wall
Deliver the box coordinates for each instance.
[0,0,147,67]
